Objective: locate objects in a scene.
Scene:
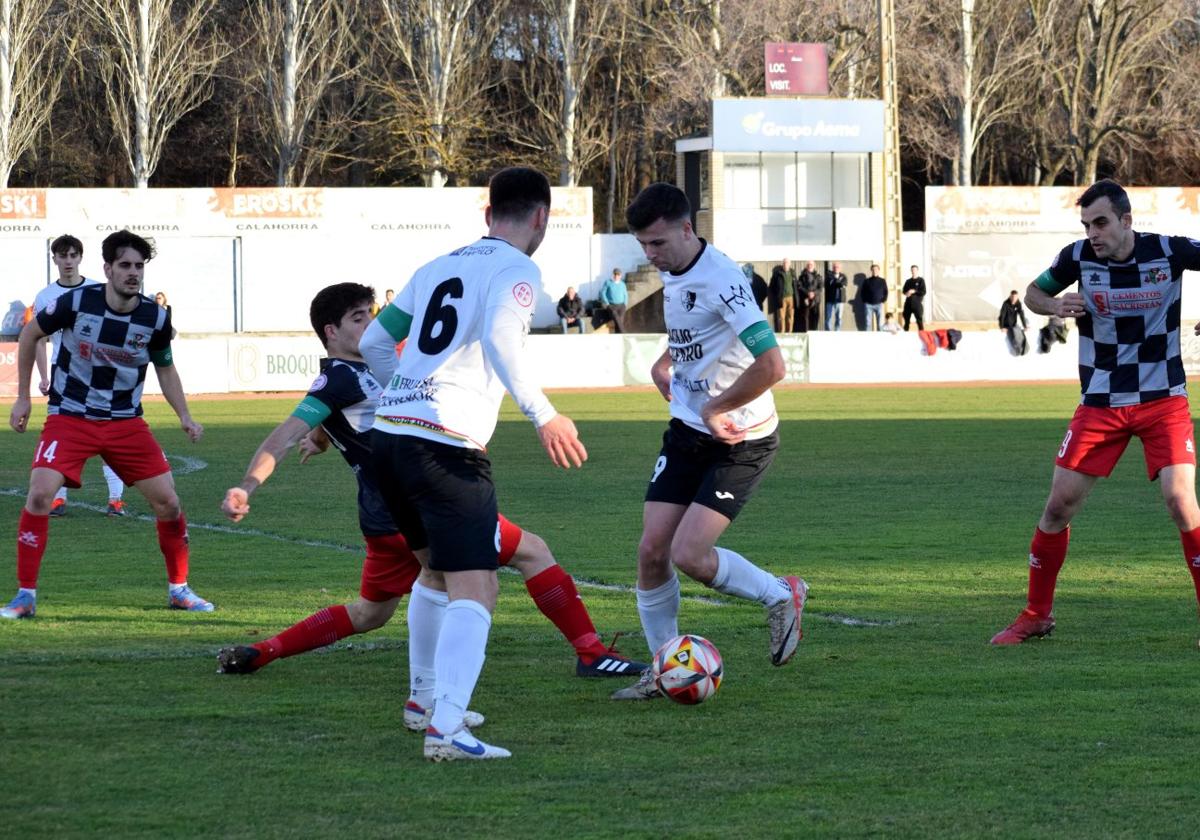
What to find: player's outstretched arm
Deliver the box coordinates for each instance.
[10,319,48,433]
[536,414,588,469]
[153,361,203,443]
[221,415,315,521]
[700,346,785,444]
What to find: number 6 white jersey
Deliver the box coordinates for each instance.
[371,236,554,450]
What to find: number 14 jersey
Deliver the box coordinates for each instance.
[373,236,546,450]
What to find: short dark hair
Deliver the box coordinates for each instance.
[310,282,375,348]
[625,183,690,232]
[488,166,551,222]
[102,230,154,263]
[1077,178,1131,217]
[50,234,83,256]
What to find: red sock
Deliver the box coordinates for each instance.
[252,605,355,666]
[524,565,607,661]
[16,509,49,590]
[1027,526,1070,618]
[1179,527,1200,609]
[156,514,189,585]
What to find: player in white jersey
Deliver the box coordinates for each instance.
[611,183,809,701]
[35,235,127,517]
[359,167,587,761]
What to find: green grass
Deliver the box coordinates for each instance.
[2,384,1199,838]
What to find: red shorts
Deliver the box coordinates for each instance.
[1055,396,1196,481]
[358,514,524,602]
[32,414,171,489]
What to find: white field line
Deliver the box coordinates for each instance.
[0,478,900,631]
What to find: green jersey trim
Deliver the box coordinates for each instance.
[739,322,778,358]
[291,395,332,428]
[149,347,173,366]
[377,306,413,341]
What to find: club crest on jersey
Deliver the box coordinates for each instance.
[1144,268,1168,284]
[308,373,328,392]
[682,291,697,311]
[512,282,533,308]
[127,332,151,351]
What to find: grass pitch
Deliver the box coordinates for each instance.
[1,384,1198,838]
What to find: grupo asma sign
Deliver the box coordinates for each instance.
[712,99,885,153]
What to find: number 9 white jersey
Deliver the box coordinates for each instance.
[372,236,544,450]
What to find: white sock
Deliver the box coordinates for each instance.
[711,547,790,606]
[428,599,492,735]
[406,582,447,708]
[636,573,680,656]
[53,487,67,502]
[102,464,124,501]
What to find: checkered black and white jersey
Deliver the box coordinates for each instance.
[1042,232,1200,407]
[35,285,173,419]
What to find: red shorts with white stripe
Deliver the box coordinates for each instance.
[1055,396,1196,481]
[358,514,523,601]
[31,414,170,489]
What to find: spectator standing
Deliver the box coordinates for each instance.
[824,262,848,330]
[998,289,1029,354]
[883,312,901,334]
[742,263,769,315]
[600,268,628,333]
[770,258,796,332]
[862,264,889,331]
[557,286,586,334]
[797,260,822,332]
[901,265,926,331]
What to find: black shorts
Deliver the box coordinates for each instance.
[644,419,778,520]
[368,431,500,573]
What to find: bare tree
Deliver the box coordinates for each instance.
[375,0,506,187]
[1027,0,1183,185]
[0,0,72,186]
[81,0,224,187]
[246,0,357,187]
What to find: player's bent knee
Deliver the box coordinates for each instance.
[347,598,398,632]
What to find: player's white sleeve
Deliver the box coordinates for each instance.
[482,307,557,426]
[360,316,400,386]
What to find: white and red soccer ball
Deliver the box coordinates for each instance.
[652,634,723,705]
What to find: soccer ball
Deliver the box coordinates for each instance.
[652,634,723,705]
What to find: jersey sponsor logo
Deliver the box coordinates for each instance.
[449,244,498,257]
[0,189,46,219]
[1091,292,1109,315]
[208,188,324,218]
[127,332,150,351]
[668,328,694,343]
[719,284,753,312]
[682,290,697,311]
[1144,268,1169,284]
[94,347,136,365]
[308,373,328,393]
[669,342,704,363]
[78,340,92,360]
[512,282,534,308]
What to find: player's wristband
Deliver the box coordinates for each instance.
[739,322,777,358]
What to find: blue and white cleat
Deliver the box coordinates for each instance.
[403,699,485,732]
[423,725,511,761]
[168,585,215,612]
[0,590,36,619]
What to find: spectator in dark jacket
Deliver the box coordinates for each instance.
[797,260,822,332]
[557,286,586,334]
[862,264,889,331]
[824,262,848,330]
[999,289,1029,354]
[742,263,769,314]
[901,265,926,331]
